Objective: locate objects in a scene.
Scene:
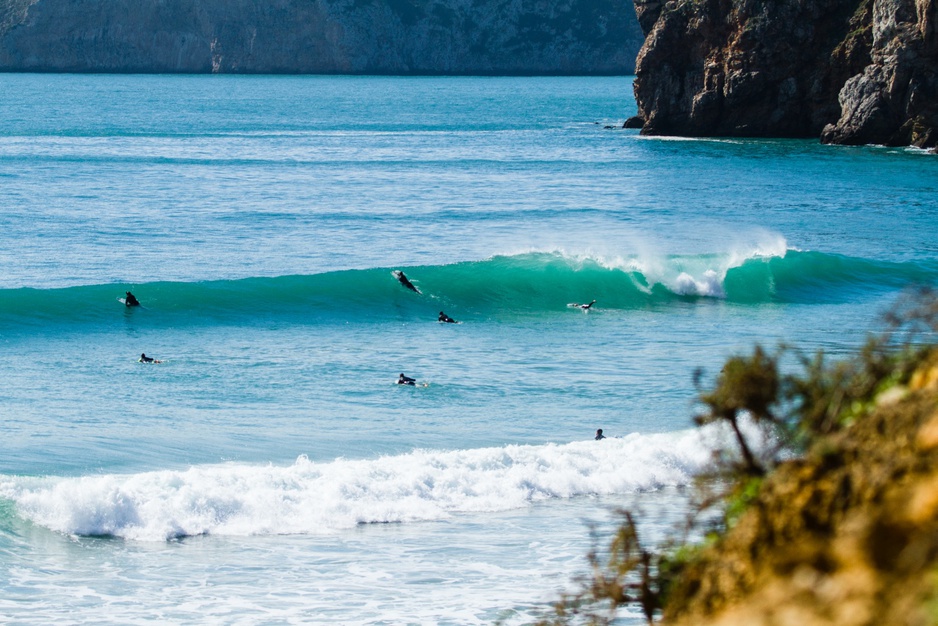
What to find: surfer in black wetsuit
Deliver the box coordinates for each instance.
[595,428,606,440]
[578,300,597,310]
[125,291,140,307]
[438,311,457,323]
[139,353,155,363]
[395,271,419,293]
[398,373,417,386]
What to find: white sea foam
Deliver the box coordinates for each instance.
[635,135,750,145]
[514,232,789,299]
[673,269,725,297]
[1,428,720,542]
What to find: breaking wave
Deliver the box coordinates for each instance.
[2,248,935,329]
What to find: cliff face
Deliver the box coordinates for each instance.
[822,0,938,146]
[0,0,643,74]
[630,0,937,149]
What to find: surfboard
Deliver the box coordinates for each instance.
[119,297,146,309]
[395,378,428,387]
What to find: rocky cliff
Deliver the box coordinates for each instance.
[0,0,643,74]
[629,0,937,149]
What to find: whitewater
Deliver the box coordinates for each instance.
[1,74,937,625]
[2,432,716,541]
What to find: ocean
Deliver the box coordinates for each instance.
[1,74,937,624]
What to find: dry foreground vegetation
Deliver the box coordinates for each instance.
[537,288,938,626]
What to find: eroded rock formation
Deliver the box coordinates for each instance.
[630,0,937,150]
[822,0,938,146]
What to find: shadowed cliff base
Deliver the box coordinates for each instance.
[0,0,643,75]
[627,0,937,151]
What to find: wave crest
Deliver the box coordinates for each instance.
[1,248,935,328]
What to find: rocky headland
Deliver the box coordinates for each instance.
[0,0,643,74]
[628,0,937,150]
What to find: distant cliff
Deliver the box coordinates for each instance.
[0,0,643,74]
[628,0,937,150]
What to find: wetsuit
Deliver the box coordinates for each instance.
[396,272,419,293]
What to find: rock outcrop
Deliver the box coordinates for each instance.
[822,0,938,147]
[629,0,937,150]
[0,0,643,74]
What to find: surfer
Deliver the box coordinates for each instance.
[398,373,417,386]
[577,300,597,310]
[139,353,162,364]
[125,291,140,307]
[438,311,457,323]
[395,271,420,293]
[595,428,606,440]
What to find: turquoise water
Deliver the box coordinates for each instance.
[1,74,937,624]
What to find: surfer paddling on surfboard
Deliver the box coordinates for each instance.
[139,353,162,364]
[393,270,420,294]
[438,311,457,323]
[124,291,141,307]
[570,299,596,310]
[397,373,417,386]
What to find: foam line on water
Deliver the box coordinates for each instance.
[1,428,724,541]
